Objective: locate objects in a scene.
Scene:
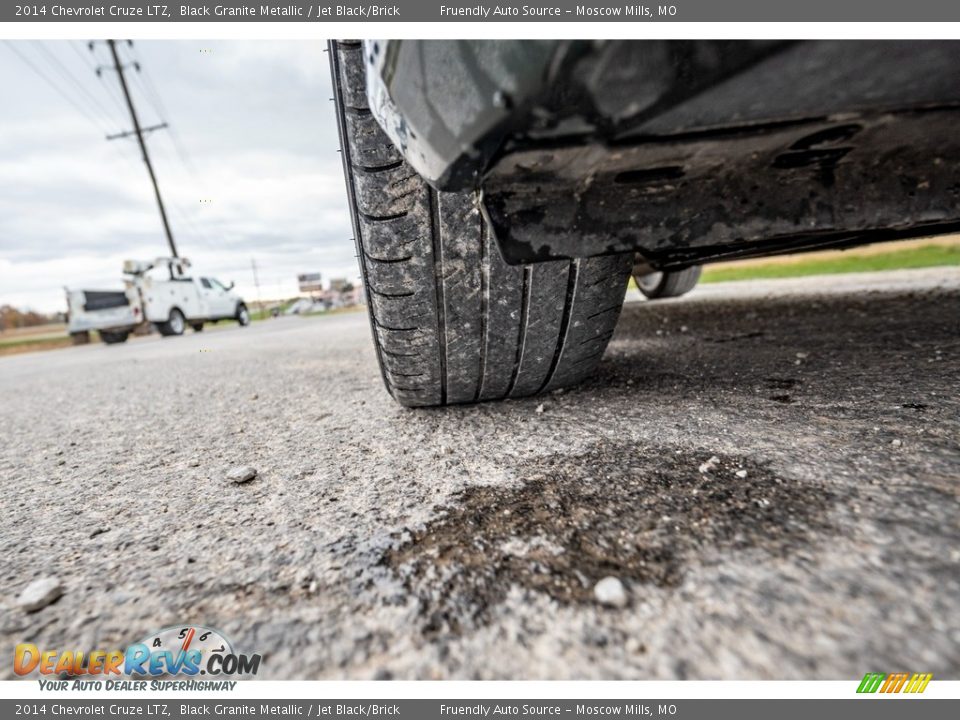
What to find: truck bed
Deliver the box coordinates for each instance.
[65,288,141,334]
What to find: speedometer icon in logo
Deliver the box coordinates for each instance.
[136,625,232,676]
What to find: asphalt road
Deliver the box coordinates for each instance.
[1,268,958,680]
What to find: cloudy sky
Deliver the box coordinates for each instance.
[0,40,356,313]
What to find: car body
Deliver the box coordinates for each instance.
[364,40,960,268]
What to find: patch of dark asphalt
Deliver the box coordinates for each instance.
[568,288,960,424]
[383,441,836,636]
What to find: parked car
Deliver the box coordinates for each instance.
[66,257,250,343]
[330,40,960,407]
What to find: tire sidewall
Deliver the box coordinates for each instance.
[636,271,666,297]
[168,309,185,335]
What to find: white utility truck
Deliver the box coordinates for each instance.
[66,257,250,344]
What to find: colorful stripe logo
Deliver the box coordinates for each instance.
[857,672,933,694]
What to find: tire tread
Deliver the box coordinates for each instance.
[332,41,631,407]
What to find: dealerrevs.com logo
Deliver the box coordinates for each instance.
[15,625,261,688]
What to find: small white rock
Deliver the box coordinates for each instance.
[594,576,628,608]
[17,577,63,612]
[891,439,902,448]
[225,465,257,484]
[698,456,720,474]
[735,469,748,478]
[535,403,545,414]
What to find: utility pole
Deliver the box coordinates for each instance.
[106,39,178,258]
[251,258,263,315]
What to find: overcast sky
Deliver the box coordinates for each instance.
[0,40,356,313]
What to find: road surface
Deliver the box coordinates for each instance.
[1,268,958,679]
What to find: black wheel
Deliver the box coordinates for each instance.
[331,41,632,408]
[191,323,204,332]
[635,266,702,299]
[158,308,185,337]
[99,330,129,344]
[236,304,250,327]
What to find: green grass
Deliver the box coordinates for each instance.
[0,333,76,354]
[247,304,366,321]
[702,243,960,283]
[300,305,366,318]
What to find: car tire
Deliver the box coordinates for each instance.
[331,40,632,408]
[635,266,702,300]
[236,304,250,327]
[100,330,129,344]
[158,308,186,337]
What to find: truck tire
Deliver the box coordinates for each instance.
[158,308,185,337]
[99,330,130,344]
[635,266,702,300]
[236,304,250,326]
[331,40,632,408]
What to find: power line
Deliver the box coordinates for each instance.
[119,42,212,250]
[127,44,203,183]
[69,40,97,75]
[74,40,130,121]
[130,51,172,119]
[31,41,118,129]
[4,39,217,272]
[136,131,219,250]
[127,58,166,120]
[107,40,219,258]
[10,39,217,262]
[106,45,214,244]
[3,42,109,135]
[106,38,178,258]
